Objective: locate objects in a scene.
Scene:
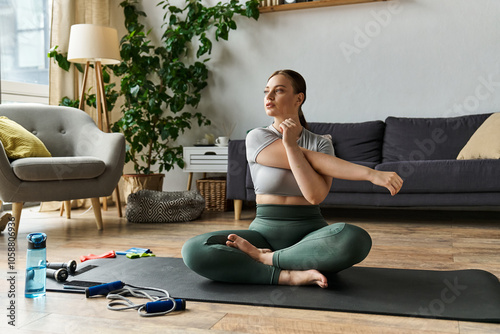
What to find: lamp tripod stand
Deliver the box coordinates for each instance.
[78,61,110,132]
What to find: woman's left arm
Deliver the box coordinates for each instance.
[280,119,332,205]
[256,120,403,196]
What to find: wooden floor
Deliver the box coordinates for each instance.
[1,204,499,333]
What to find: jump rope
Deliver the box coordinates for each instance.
[85,281,186,317]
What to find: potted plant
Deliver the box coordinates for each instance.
[111,0,260,198]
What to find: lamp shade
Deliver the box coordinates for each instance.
[67,24,120,64]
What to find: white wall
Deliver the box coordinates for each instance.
[110,0,500,191]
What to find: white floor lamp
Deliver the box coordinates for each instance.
[66,24,123,217]
[67,24,121,132]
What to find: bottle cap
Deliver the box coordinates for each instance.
[27,233,47,249]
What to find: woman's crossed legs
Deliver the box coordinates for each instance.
[182,223,371,288]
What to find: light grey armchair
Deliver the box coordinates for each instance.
[0,103,125,237]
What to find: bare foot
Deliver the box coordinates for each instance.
[226,234,274,266]
[226,234,328,288]
[279,269,328,288]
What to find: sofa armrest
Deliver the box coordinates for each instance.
[0,141,22,202]
[227,140,248,200]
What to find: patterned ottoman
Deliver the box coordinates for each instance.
[126,189,205,223]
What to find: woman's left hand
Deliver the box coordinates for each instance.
[370,170,404,196]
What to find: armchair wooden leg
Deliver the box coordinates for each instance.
[115,185,122,218]
[90,198,103,230]
[64,201,71,219]
[234,199,242,220]
[12,202,23,237]
[102,196,108,211]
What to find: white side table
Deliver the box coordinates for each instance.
[183,146,228,190]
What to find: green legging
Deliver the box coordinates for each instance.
[181,204,372,285]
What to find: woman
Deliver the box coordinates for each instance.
[182,70,403,288]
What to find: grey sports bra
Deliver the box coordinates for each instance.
[246,125,335,197]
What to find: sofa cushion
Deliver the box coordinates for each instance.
[382,113,491,162]
[11,156,106,181]
[375,159,500,193]
[309,121,385,163]
[457,113,500,160]
[0,116,52,159]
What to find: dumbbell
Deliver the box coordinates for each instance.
[25,266,68,282]
[46,268,69,282]
[47,260,77,274]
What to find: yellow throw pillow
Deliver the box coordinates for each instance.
[0,116,52,159]
[457,113,500,160]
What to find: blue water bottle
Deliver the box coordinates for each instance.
[25,233,47,298]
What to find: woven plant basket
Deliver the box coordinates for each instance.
[196,177,227,212]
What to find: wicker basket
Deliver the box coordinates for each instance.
[196,177,227,212]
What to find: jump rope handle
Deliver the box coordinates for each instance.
[145,299,186,313]
[86,281,125,298]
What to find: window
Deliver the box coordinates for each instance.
[0,0,51,104]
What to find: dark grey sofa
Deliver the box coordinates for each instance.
[227,113,500,219]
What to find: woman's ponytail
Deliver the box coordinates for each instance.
[298,109,308,130]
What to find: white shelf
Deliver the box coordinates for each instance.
[259,0,387,13]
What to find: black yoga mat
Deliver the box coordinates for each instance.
[46,256,500,323]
